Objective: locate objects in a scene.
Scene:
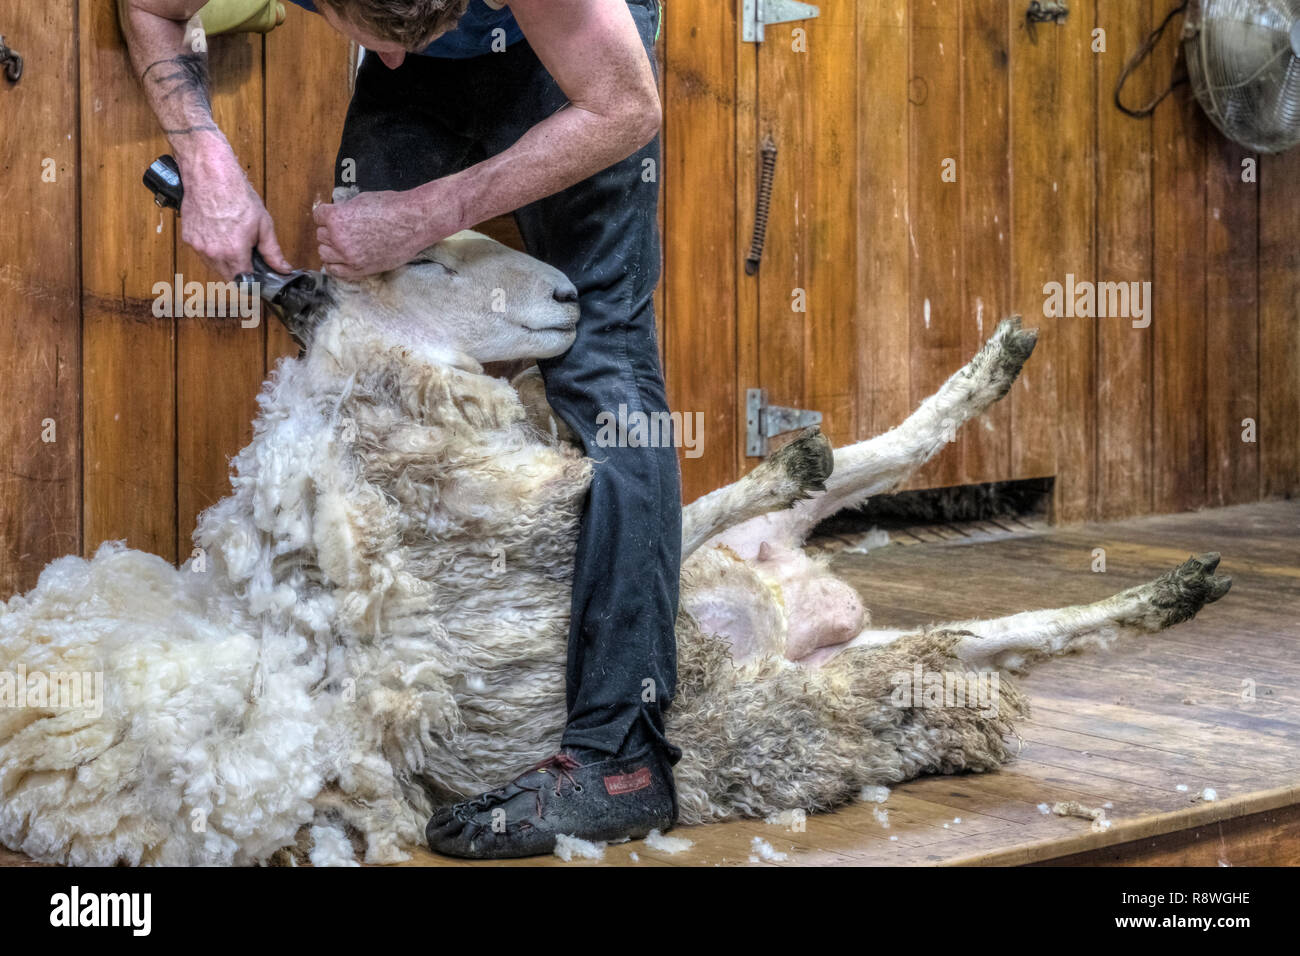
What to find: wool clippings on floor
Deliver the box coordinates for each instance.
[859,784,891,803]
[1049,801,1111,832]
[553,834,606,862]
[748,837,788,863]
[644,828,693,854]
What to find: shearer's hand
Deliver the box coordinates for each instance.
[314,189,453,280]
[179,149,292,280]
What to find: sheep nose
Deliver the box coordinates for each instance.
[553,282,579,304]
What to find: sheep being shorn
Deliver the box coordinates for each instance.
[0,230,1230,865]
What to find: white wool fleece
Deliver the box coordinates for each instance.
[0,308,589,866]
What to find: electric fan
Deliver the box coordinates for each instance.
[1184,0,1300,153]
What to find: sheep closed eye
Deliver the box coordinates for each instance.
[410,258,459,276]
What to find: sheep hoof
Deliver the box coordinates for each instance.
[1149,552,1232,628]
[771,427,833,500]
[994,314,1039,359]
[981,316,1039,400]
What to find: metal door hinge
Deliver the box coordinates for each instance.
[742,0,820,43]
[746,389,822,457]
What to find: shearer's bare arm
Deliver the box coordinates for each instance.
[121,0,290,278]
[313,0,661,278]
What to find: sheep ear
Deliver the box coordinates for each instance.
[509,364,543,391]
[332,185,360,204]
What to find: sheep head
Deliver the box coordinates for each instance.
[317,231,580,367]
[315,189,581,367]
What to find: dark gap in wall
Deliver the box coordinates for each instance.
[814,476,1054,537]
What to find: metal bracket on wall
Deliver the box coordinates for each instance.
[742,0,820,43]
[746,388,822,457]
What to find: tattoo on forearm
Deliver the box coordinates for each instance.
[142,53,217,136]
[163,124,221,135]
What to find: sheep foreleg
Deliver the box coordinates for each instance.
[813,317,1037,525]
[680,428,832,560]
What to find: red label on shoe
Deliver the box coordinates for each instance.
[603,767,652,796]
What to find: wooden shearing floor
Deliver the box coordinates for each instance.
[1,501,1295,868]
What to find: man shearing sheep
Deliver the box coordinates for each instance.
[120,0,680,859]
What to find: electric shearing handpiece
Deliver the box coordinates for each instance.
[142,154,330,348]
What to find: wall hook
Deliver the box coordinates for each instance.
[0,36,22,83]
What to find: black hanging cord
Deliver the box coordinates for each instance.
[1114,0,1191,118]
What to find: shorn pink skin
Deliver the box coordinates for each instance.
[750,542,867,661]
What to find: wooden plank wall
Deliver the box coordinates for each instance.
[663,0,741,498]
[80,0,177,566]
[0,4,350,594]
[2,1,1298,595]
[666,0,1300,520]
[77,5,350,568]
[0,0,82,596]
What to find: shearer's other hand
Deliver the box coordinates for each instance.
[314,189,454,280]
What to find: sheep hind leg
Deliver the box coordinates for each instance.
[937,552,1233,671]
[800,316,1038,533]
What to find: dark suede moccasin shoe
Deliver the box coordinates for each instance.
[425,746,678,859]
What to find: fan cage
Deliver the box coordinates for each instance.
[1185,0,1300,153]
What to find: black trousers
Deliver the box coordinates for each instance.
[334,0,681,762]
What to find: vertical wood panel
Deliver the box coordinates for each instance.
[1259,148,1300,500]
[754,26,810,450]
[265,6,353,364]
[665,0,739,502]
[907,0,964,489]
[858,0,912,440]
[0,0,82,593]
[1150,38,1208,513]
[961,0,1012,482]
[1049,1,1099,519]
[1204,138,1258,507]
[735,9,758,480]
[654,27,666,369]
[1011,5,1097,505]
[1093,0,1153,519]
[80,0,177,561]
[175,34,267,557]
[802,3,859,448]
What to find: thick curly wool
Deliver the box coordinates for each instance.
[668,618,1027,824]
[0,302,594,865]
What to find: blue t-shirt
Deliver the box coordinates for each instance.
[286,0,524,58]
